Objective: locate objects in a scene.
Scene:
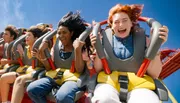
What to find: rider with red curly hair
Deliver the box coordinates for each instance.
[90,4,168,103]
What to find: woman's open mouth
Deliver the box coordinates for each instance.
[118,29,127,34]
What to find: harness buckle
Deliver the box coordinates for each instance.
[54,71,64,80]
[118,75,129,103]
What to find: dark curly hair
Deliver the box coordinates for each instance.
[18,28,27,36]
[27,26,44,38]
[58,11,92,54]
[5,25,18,40]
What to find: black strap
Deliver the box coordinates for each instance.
[54,71,64,80]
[18,67,28,74]
[118,75,128,103]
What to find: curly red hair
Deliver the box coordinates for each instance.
[108,4,143,27]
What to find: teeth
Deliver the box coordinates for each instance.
[118,29,126,33]
[119,29,126,31]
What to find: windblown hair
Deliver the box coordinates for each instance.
[58,11,86,42]
[27,26,44,38]
[5,25,18,40]
[108,4,143,27]
[37,23,52,32]
[58,11,92,53]
[18,28,27,36]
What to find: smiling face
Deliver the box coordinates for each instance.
[57,26,73,46]
[3,30,14,43]
[111,12,133,38]
[25,32,37,46]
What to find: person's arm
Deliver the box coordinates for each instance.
[32,42,52,70]
[0,44,23,65]
[7,59,19,64]
[146,26,169,78]
[73,38,85,73]
[0,58,19,65]
[90,33,103,73]
[0,58,9,65]
[147,51,162,79]
[93,53,103,73]
[146,36,163,78]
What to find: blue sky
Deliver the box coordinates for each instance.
[0,0,179,102]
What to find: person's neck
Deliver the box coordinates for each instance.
[7,39,13,43]
[114,33,131,39]
[29,45,33,52]
[63,43,73,52]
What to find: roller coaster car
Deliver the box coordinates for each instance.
[91,17,169,102]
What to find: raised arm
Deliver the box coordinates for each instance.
[147,25,169,78]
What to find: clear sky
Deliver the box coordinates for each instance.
[0,0,179,102]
